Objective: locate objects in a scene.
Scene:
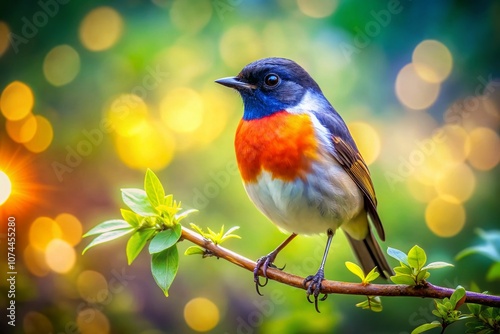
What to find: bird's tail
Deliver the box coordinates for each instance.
[345,230,394,279]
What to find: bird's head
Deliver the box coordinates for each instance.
[215,57,324,120]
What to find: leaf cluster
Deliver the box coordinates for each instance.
[412,287,500,334]
[387,245,453,287]
[83,169,196,296]
[184,223,241,256]
[345,261,382,312]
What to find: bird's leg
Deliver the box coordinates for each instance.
[303,228,334,313]
[254,233,297,296]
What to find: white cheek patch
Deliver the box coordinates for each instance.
[286,90,330,115]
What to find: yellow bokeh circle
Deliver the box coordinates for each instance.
[395,63,440,110]
[29,216,62,250]
[467,127,500,171]
[406,175,437,203]
[55,213,83,246]
[43,44,81,86]
[196,87,230,146]
[45,239,76,274]
[435,163,475,204]
[184,297,220,332]
[435,125,470,165]
[0,81,34,121]
[347,122,381,165]
[23,311,53,334]
[24,245,50,277]
[23,115,54,153]
[77,270,109,303]
[170,0,212,33]
[297,0,338,18]
[160,87,204,134]
[6,113,37,143]
[107,94,149,137]
[220,25,263,70]
[79,6,123,51]
[115,121,175,170]
[412,40,453,83]
[425,197,466,237]
[77,309,110,334]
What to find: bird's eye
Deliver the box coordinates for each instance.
[264,74,280,87]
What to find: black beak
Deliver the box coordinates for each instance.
[215,76,256,90]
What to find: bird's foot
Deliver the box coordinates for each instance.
[253,254,285,296]
[303,268,328,313]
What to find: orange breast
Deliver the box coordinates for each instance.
[235,111,319,183]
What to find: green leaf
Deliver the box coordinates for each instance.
[355,299,370,309]
[184,246,206,256]
[456,244,500,262]
[126,228,156,265]
[450,286,467,309]
[206,226,219,240]
[355,296,383,312]
[422,261,454,270]
[486,262,500,281]
[345,261,365,281]
[394,265,413,275]
[144,169,165,208]
[390,274,415,285]
[411,321,442,334]
[225,225,240,235]
[82,228,135,254]
[220,225,242,244]
[121,209,140,228]
[432,309,441,318]
[369,302,383,312]
[457,314,475,321]
[151,246,179,297]
[435,300,449,316]
[83,219,132,237]
[368,296,383,312]
[408,245,427,271]
[387,247,409,266]
[121,188,157,216]
[149,224,182,254]
[190,223,205,236]
[364,267,380,283]
[164,194,173,208]
[416,269,430,283]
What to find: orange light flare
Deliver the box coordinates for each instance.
[0,139,53,213]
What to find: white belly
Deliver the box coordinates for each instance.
[244,157,364,235]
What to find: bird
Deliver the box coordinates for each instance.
[215,57,393,311]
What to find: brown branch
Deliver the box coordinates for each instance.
[180,227,500,308]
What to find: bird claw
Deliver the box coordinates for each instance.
[303,269,327,313]
[254,254,283,296]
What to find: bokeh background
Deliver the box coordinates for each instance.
[0,0,499,333]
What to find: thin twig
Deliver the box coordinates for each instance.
[180,226,500,308]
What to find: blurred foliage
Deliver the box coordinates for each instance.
[0,0,499,333]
